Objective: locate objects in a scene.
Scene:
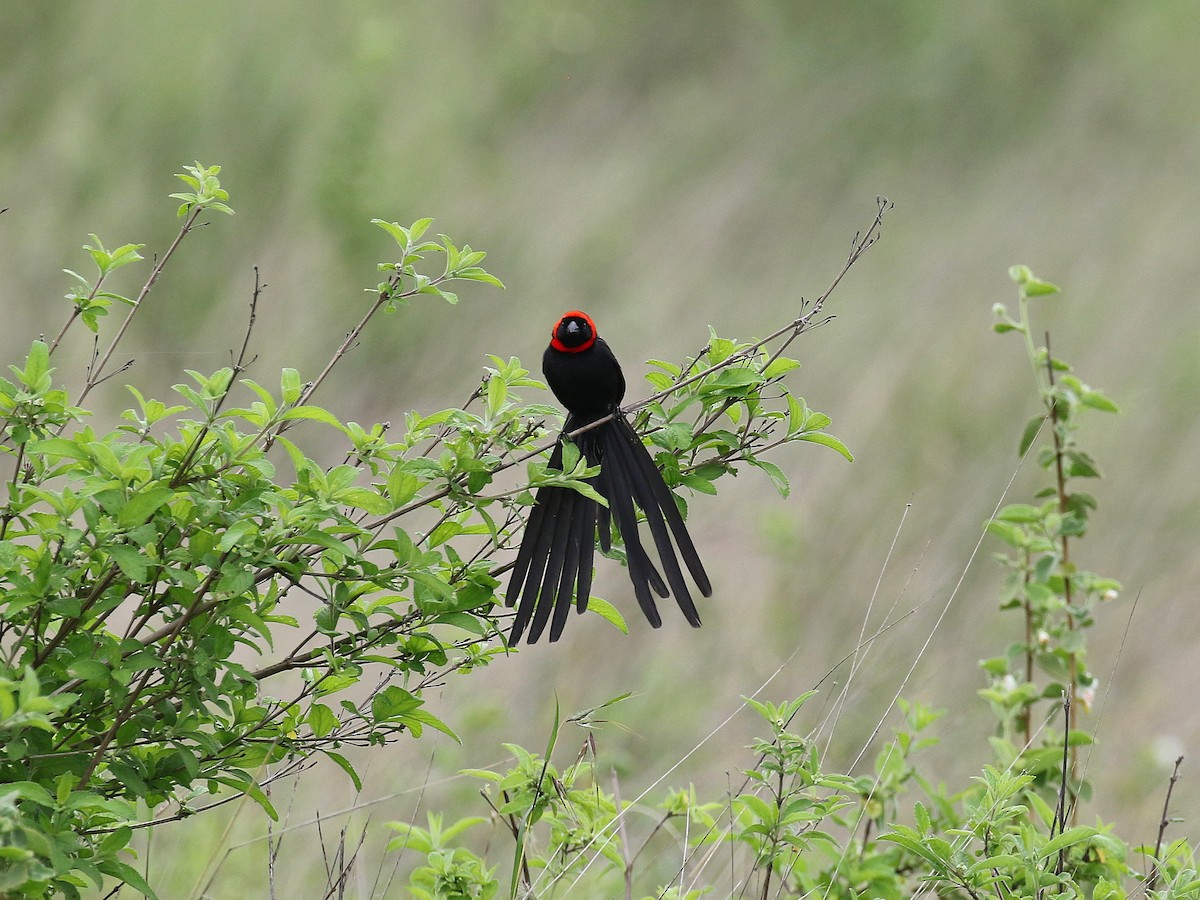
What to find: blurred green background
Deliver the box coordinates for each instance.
[3,1,1199,895]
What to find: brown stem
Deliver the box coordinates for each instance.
[1044,333,1078,814]
[168,268,263,487]
[48,307,83,356]
[0,441,27,542]
[32,563,122,667]
[1147,755,1184,891]
[77,206,204,407]
[262,267,446,451]
[1022,563,1033,748]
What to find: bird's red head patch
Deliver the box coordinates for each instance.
[550,310,598,353]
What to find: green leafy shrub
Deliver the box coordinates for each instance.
[0,165,859,897]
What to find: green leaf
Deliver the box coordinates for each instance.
[408,217,434,242]
[108,545,149,582]
[307,703,338,738]
[680,473,718,495]
[279,405,344,429]
[1009,264,1059,296]
[66,659,111,686]
[338,487,393,515]
[752,459,790,497]
[324,751,363,792]
[96,860,159,900]
[762,356,801,379]
[0,781,55,806]
[19,340,52,392]
[1067,449,1101,478]
[1018,414,1044,456]
[1081,389,1118,413]
[372,218,411,249]
[586,596,627,634]
[387,468,421,507]
[700,367,764,395]
[996,503,1042,523]
[212,774,278,821]
[650,422,693,452]
[1039,825,1097,858]
[1025,277,1060,297]
[452,267,505,288]
[216,520,257,553]
[786,394,808,434]
[797,431,853,461]
[280,368,302,404]
[118,486,175,528]
[26,438,89,461]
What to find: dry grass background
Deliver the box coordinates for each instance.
[2,2,1198,895]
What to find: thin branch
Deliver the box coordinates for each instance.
[1146,755,1184,892]
[1044,331,1080,818]
[631,196,889,413]
[168,267,264,487]
[76,205,205,406]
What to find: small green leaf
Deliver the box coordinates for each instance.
[679,474,718,495]
[387,468,421,507]
[1018,414,1044,456]
[762,356,801,379]
[996,503,1042,523]
[1039,825,1097,858]
[19,340,52,392]
[586,596,627,634]
[451,267,505,288]
[280,368,302,404]
[108,546,149,582]
[797,431,853,461]
[1082,390,1118,413]
[279,405,344,429]
[0,781,55,806]
[118,486,175,528]
[752,459,790,498]
[27,438,89,461]
[66,659,111,686]
[213,774,278,821]
[96,860,159,900]
[308,703,338,738]
[324,750,363,792]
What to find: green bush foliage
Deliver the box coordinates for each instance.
[0,165,855,897]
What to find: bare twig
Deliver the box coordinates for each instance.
[168,267,264,487]
[1044,332,1079,816]
[1053,691,1071,876]
[264,270,407,450]
[1146,755,1184,892]
[77,205,205,406]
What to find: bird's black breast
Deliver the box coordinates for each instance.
[543,336,626,423]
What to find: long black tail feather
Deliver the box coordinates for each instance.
[611,416,712,597]
[507,410,709,644]
[603,418,703,626]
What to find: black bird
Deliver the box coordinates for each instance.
[506,311,711,644]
